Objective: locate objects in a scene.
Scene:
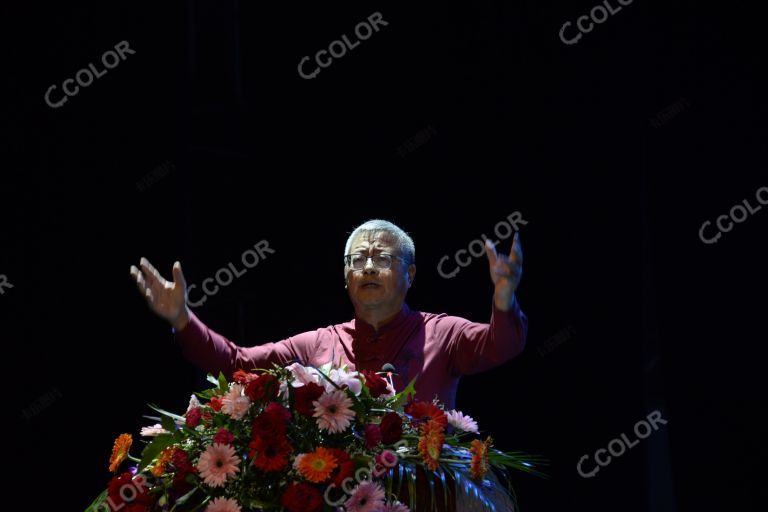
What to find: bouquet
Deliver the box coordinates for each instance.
[86,362,545,511]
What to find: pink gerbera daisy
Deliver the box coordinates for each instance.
[313,390,355,434]
[222,384,251,420]
[381,502,411,512]
[446,410,479,434]
[197,443,241,487]
[344,481,386,512]
[206,497,242,512]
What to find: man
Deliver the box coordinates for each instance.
[129,219,526,409]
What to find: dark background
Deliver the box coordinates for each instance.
[3,1,766,510]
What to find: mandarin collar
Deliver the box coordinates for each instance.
[353,303,412,337]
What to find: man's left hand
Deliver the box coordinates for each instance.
[484,233,523,311]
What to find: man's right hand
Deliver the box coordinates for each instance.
[130,258,190,331]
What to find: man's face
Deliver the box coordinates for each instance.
[345,231,415,312]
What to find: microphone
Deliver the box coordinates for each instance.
[379,363,397,393]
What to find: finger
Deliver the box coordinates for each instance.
[509,232,523,266]
[140,257,165,288]
[130,265,146,290]
[172,261,186,289]
[484,239,498,266]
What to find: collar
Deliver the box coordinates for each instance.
[352,303,412,338]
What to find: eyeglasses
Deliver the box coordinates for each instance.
[344,253,404,271]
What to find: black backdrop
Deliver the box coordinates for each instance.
[4,1,766,511]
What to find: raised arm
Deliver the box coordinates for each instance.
[445,232,527,374]
[130,257,318,377]
[445,299,528,375]
[173,311,319,377]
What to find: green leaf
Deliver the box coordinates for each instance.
[217,372,229,393]
[84,489,108,512]
[391,376,418,410]
[148,403,185,423]
[138,433,175,472]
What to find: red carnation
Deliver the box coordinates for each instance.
[379,412,403,445]
[294,382,325,416]
[209,396,223,411]
[281,482,323,512]
[246,373,279,402]
[213,427,234,446]
[233,369,258,384]
[185,407,201,427]
[364,423,382,449]
[361,370,389,398]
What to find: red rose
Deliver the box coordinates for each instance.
[294,382,324,416]
[281,482,323,512]
[213,427,234,446]
[361,370,388,398]
[379,412,403,445]
[185,407,201,427]
[252,402,290,439]
[107,472,154,510]
[171,448,195,475]
[246,373,279,402]
[364,424,382,449]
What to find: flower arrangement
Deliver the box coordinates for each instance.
[86,363,545,511]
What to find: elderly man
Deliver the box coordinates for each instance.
[129,219,526,410]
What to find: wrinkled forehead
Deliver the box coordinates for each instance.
[349,231,398,253]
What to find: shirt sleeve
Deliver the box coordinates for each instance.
[173,310,320,378]
[443,297,528,376]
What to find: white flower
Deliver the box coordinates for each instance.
[187,394,202,413]
[446,410,479,434]
[287,363,322,387]
[328,367,362,396]
[140,423,168,437]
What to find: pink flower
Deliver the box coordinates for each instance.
[206,496,242,512]
[139,423,167,437]
[197,443,241,487]
[313,390,355,434]
[376,449,398,469]
[381,502,410,512]
[328,367,362,396]
[373,449,398,477]
[222,384,251,420]
[286,363,322,387]
[446,410,479,434]
[344,481,386,512]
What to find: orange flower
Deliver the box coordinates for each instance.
[151,447,175,477]
[297,447,338,483]
[470,437,493,480]
[108,433,133,473]
[418,420,445,471]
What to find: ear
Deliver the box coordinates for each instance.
[407,263,416,287]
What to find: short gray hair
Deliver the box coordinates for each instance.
[344,219,415,265]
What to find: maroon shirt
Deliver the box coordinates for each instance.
[175,300,527,410]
